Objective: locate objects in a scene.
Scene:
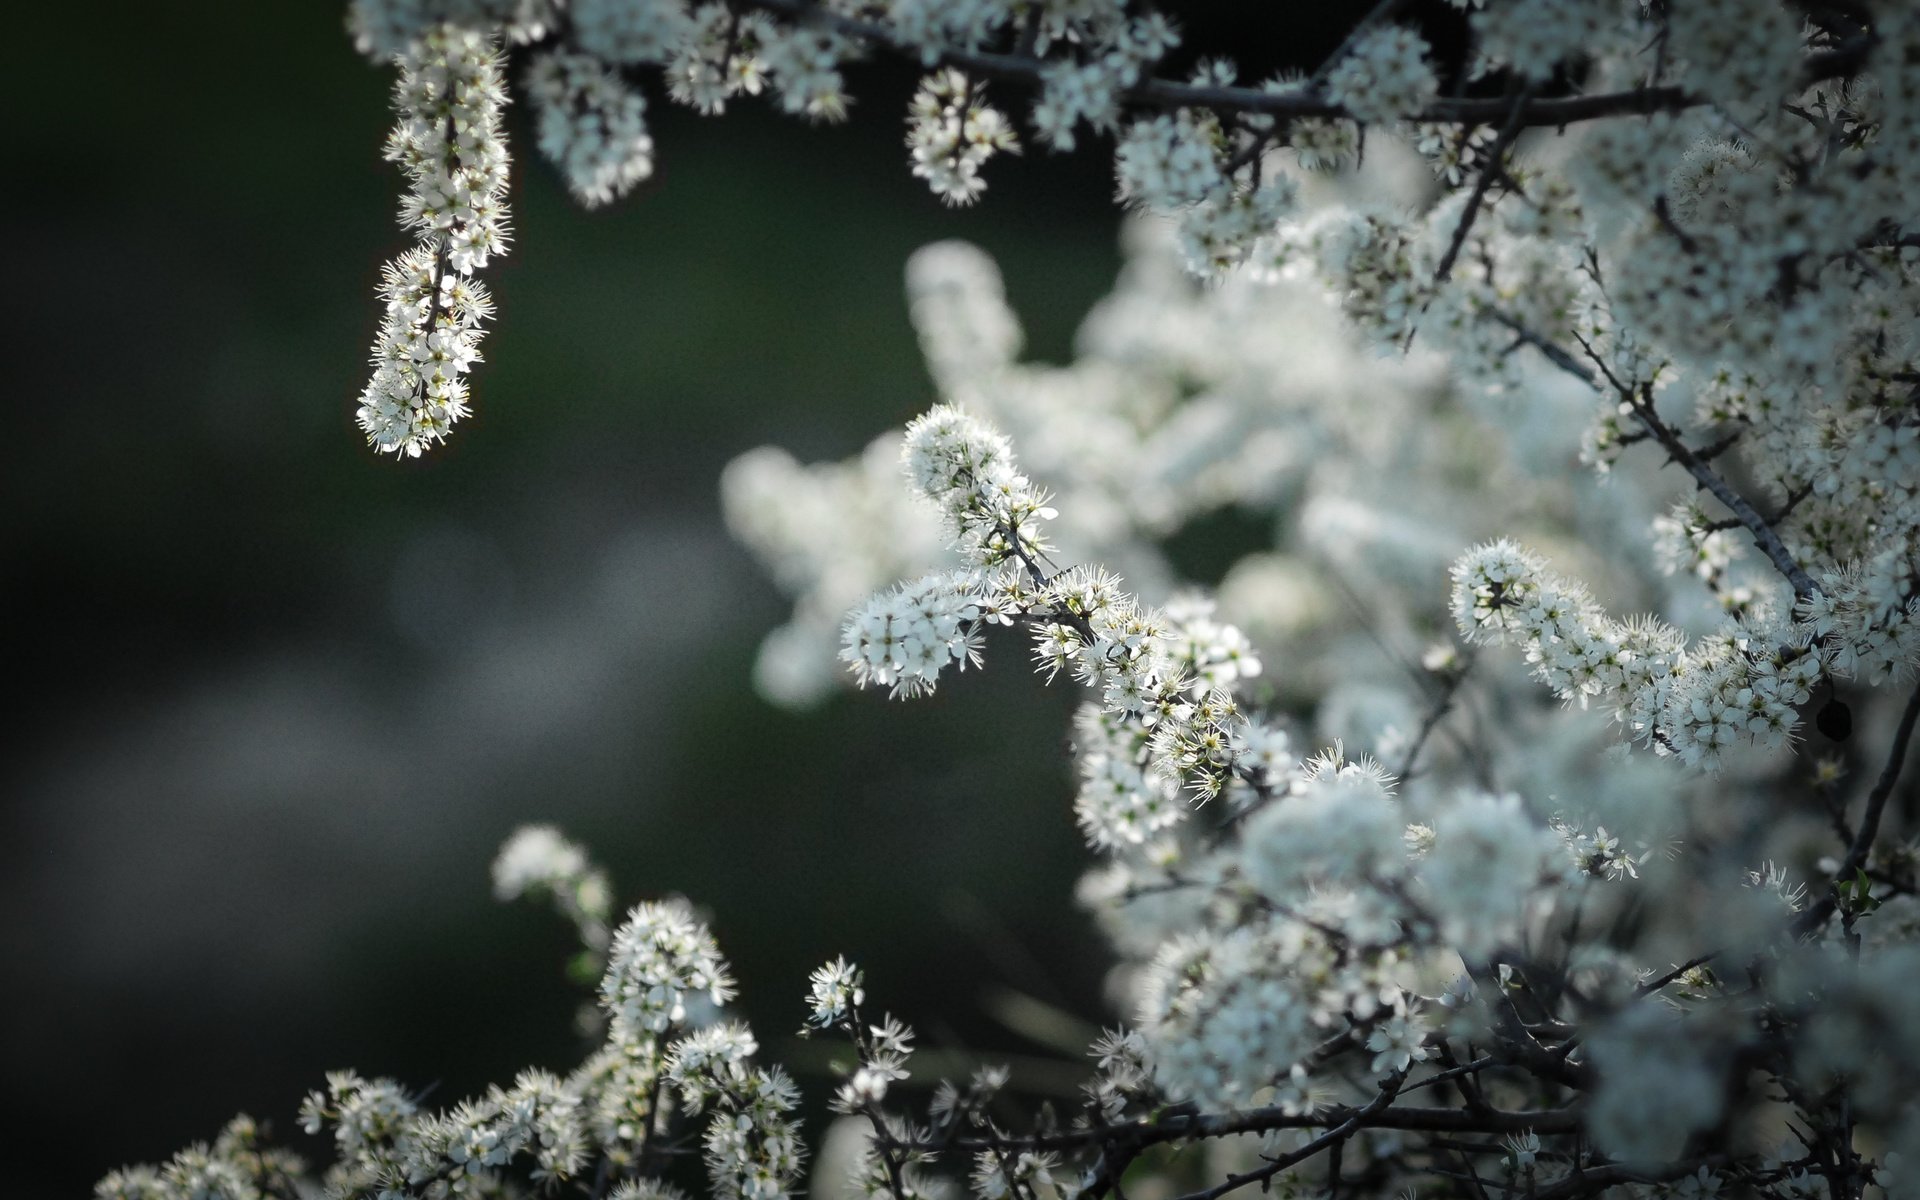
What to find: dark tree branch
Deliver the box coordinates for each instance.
[1490,312,1820,599]
[744,2,1870,131]
[1435,84,1536,283]
[879,1098,1581,1158]
[1395,660,1470,784]
[1796,682,1920,934]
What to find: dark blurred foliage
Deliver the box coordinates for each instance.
[1,2,1435,1194]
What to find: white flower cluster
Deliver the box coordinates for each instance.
[1026,11,1180,151]
[1324,26,1438,127]
[659,1012,804,1200]
[1071,704,1186,851]
[1137,912,1407,1106]
[902,404,1056,567]
[348,0,558,58]
[601,898,736,1040]
[830,1012,914,1115]
[356,27,510,457]
[1664,0,1805,109]
[571,0,694,65]
[106,830,816,1200]
[723,437,950,707]
[1452,539,1824,769]
[95,1116,302,1200]
[118,5,1920,1199]
[526,50,655,206]
[1029,564,1275,806]
[906,70,1018,206]
[1110,103,1300,278]
[722,103,1920,1172]
[696,1065,805,1200]
[730,232,1447,713]
[1807,548,1920,685]
[968,1147,1057,1200]
[1163,595,1262,693]
[838,568,1000,699]
[903,239,1023,388]
[287,1066,591,1195]
[1407,787,1567,957]
[1556,819,1643,882]
[337,0,1920,506]
[837,413,1624,1120]
[803,956,864,1029]
[1584,1007,1727,1165]
[1650,505,1740,591]
[756,24,854,122]
[493,822,588,898]
[1239,756,1405,900]
[798,956,917,1121]
[1284,208,1433,346]
[1470,0,1637,83]
[493,823,614,950]
[1175,178,1296,280]
[1115,112,1226,212]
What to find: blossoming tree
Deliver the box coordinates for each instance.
[99,2,1920,1200]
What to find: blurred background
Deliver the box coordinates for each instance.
[3,3,1427,1193]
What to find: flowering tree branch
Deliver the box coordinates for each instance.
[1493,310,1820,600]
[749,0,1869,128]
[97,4,1920,1200]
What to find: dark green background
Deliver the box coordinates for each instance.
[2,4,1406,1194]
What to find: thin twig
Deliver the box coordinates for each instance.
[1796,682,1920,934]
[1165,1075,1408,1200]
[1435,84,1536,283]
[1395,661,1470,784]
[1491,312,1819,599]
[877,1099,1580,1157]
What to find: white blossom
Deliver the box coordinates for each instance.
[355,27,510,457]
[601,899,735,1041]
[1324,26,1438,126]
[526,50,655,206]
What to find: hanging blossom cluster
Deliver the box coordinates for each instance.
[525,50,656,206]
[1324,25,1439,128]
[338,0,1172,453]
[356,28,510,457]
[907,69,1019,206]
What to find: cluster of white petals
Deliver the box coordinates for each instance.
[1452,538,1824,769]
[839,568,997,699]
[493,823,614,949]
[526,50,656,206]
[803,956,864,1029]
[602,899,735,1040]
[108,831,814,1200]
[902,404,1056,566]
[906,70,1018,206]
[1324,26,1438,127]
[356,28,510,457]
[1137,913,1411,1106]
